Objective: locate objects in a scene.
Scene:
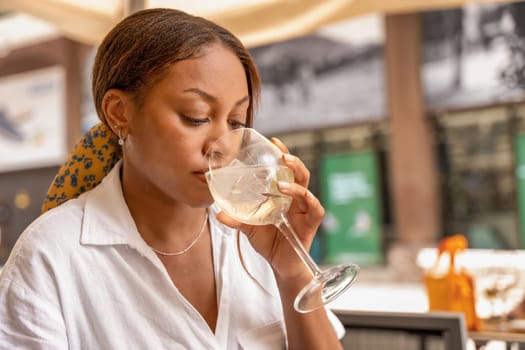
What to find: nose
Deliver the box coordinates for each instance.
[203,123,231,157]
[204,125,245,168]
[204,124,242,171]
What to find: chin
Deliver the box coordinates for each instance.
[187,195,215,208]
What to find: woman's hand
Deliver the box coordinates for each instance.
[216,137,325,280]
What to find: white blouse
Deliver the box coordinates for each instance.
[0,161,344,349]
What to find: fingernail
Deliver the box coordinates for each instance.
[283,153,295,162]
[278,181,290,189]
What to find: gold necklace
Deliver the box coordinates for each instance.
[148,212,209,256]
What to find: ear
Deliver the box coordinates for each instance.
[102,89,129,136]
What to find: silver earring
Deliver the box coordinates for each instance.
[115,125,124,146]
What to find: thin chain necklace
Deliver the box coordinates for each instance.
[148,212,209,256]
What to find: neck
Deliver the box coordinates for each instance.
[119,164,209,248]
[132,200,208,246]
[148,211,209,256]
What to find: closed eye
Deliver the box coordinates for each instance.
[181,115,209,126]
[229,120,247,129]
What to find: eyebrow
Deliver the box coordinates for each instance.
[183,88,250,107]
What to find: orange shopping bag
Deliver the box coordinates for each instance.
[423,234,482,331]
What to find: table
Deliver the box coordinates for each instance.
[470,321,525,350]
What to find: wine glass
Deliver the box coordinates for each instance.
[205,127,359,313]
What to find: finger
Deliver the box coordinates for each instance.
[270,137,310,186]
[270,137,289,154]
[216,211,243,229]
[277,181,324,218]
[216,211,259,238]
[281,153,310,187]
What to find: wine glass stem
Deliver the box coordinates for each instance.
[276,213,322,278]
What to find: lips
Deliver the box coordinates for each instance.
[194,170,208,184]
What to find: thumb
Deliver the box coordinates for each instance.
[216,211,243,230]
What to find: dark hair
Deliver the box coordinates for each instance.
[92,8,260,127]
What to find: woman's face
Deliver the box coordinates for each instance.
[122,42,250,208]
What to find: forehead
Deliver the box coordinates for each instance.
[158,43,248,96]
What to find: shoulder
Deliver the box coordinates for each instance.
[23,196,85,247]
[1,195,86,283]
[0,203,78,348]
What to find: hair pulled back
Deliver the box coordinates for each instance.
[92,8,260,126]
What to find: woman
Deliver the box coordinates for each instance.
[0,8,344,349]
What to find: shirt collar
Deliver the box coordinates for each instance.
[79,162,277,297]
[79,161,157,260]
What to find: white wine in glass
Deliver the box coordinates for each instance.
[205,127,359,313]
[207,164,294,225]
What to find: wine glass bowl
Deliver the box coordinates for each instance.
[205,127,294,226]
[205,127,359,313]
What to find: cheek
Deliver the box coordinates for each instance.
[125,130,171,170]
[175,131,206,153]
[163,137,203,173]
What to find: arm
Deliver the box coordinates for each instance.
[272,176,343,350]
[0,228,68,350]
[276,274,343,350]
[0,277,68,350]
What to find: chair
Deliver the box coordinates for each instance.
[334,310,468,350]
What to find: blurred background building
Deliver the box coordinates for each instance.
[0,0,524,282]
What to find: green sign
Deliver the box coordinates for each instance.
[320,151,382,265]
[515,134,525,248]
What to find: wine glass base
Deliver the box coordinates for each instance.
[294,263,359,313]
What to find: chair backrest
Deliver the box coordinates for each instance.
[334,310,468,350]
